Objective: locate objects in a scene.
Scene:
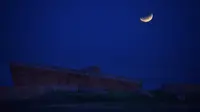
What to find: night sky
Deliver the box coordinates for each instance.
[1,0,200,89]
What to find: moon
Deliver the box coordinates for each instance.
[140,13,153,23]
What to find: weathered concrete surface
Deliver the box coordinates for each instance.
[10,63,141,92]
[0,86,78,100]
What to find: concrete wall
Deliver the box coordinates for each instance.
[0,86,79,100]
[0,86,43,100]
[10,63,141,92]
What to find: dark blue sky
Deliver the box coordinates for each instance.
[1,0,200,89]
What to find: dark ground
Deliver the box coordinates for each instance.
[1,90,200,112]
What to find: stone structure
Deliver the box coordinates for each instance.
[10,63,141,92]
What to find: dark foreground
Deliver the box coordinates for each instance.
[1,90,200,112]
[1,100,200,112]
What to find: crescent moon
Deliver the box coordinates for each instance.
[140,13,153,23]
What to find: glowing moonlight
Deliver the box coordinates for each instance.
[140,13,153,23]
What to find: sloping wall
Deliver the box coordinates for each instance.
[10,63,141,92]
[0,86,78,100]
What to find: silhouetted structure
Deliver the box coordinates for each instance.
[10,63,141,92]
